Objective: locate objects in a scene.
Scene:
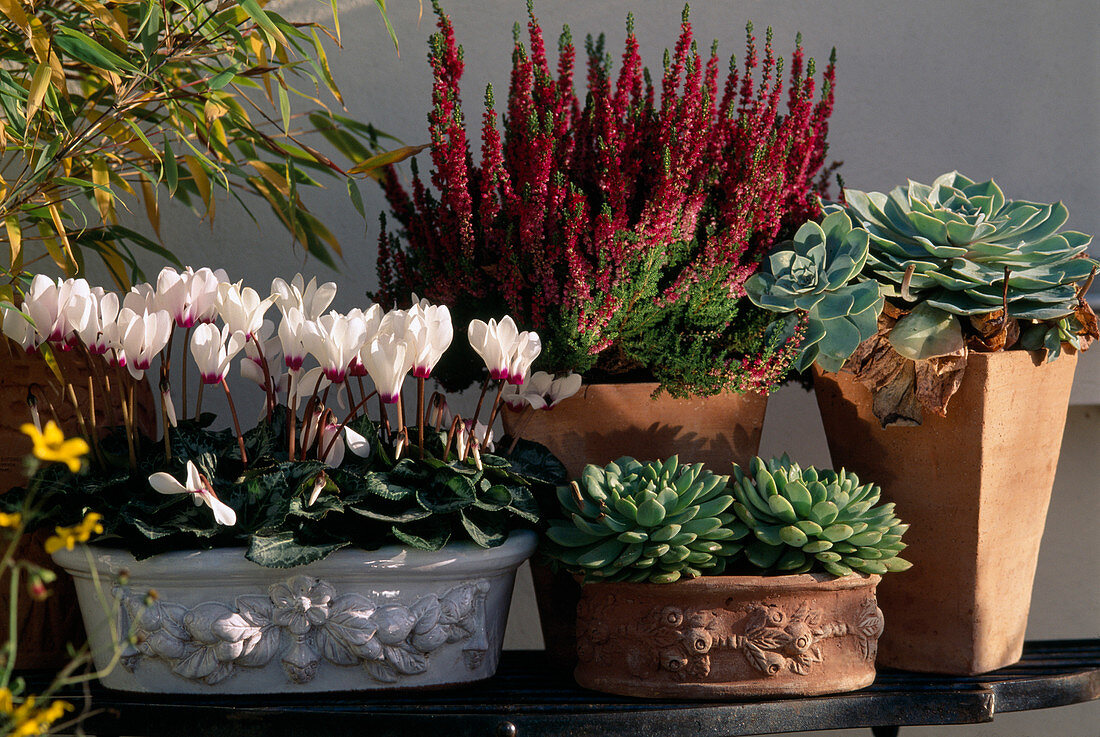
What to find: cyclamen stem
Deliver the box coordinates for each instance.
[443,414,466,462]
[63,381,90,447]
[481,381,506,449]
[417,377,426,459]
[319,387,379,463]
[249,334,274,422]
[357,376,368,417]
[220,379,248,465]
[506,406,535,454]
[114,366,137,469]
[160,378,173,464]
[194,381,204,420]
[86,375,103,467]
[287,368,297,460]
[471,377,490,428]
[181,326,191,416]
[378,393,391,442]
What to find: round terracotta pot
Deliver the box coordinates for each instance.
[0,345,157,668]
[506,382,769,674]
[814,350,1078,675]
[502,382,768,479]
[574,573,883,698]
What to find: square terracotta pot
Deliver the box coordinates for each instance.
[814,350,1077,674]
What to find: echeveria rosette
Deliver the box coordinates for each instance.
[730,456,911,577]
[829,172,1096,339]
[746,211,884,372]
[543,456,741,584]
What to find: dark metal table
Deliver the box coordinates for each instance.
[33,639,1100,736]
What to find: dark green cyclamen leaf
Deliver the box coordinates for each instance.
[460,509,507,548]
[415,483,473,514]
[473,484,511,512]
[347,505,432,524]
[504,486,540,523]
[335,468,414,501]
[246,531,347,568]
[391,522,451,551]
[503,439,568,486]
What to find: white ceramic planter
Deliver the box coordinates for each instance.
[52,531,536,693]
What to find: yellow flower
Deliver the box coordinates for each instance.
[44,512,104,555]
[1,693,72,737]
[20,421,89,473]
[0,512,21,528]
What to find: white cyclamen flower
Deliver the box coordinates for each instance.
[74,288,119,355]
[361,331,412,404]
[23,275,92,347]
[467,316,519,380]
[118,307,172,380]
[217,281,275,340]
[156,266,228,327]
[149,460,236,526]
[271,273,337,321]
[406,297,453,379]
[505,330,542,385]
[190,323,246,385]
[306,311,367,383]
[502,371,582,410]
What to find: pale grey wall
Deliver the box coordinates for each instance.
[127,1,1099,734]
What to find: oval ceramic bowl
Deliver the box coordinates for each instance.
[53,531,536,694]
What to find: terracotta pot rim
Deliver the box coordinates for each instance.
[579,571,880,595]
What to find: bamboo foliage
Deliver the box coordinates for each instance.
[0,0,408,289]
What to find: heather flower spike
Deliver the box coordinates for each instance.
[149,461,237,526]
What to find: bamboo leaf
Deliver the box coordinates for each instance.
[139,173,160,239]
[25,61,52,123]
[164,139,178,194]
[0,0,30,35]
[54,27,138,73]
[4,216,21,268]
[277,77,291,132]
[91,156,115,223]
[373,0,399,53]
[183,155,212,213]
[239,0,287,48]
[347,144,429,178]
[346,178,364,219]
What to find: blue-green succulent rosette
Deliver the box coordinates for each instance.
[745,210,884,373]
[828,171,1097,361]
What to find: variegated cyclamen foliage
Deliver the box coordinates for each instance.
[545,457,740,583]
[730,456,911,577]
[826,172,1096,359]
[746,210,884,372]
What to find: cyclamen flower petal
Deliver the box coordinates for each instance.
[75,289,119,355]
[320,423,344,468]
[118,308,172,380]
[305,311,368,383]
[344,426,371,458]
[505,330,541,384]
[148,460,236,526]
[362,332,412,404]
[406,298,453,379]
[156,266,227,327]
[271,274,337,321]
[190,323,246,385]
[468,316,518,380]
[217,281,275,339]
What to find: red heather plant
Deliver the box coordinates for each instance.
[377,3,838,396]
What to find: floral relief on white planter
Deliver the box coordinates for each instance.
[52,531,536,693]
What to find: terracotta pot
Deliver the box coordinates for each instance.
[502,382,768,479]
[508,382,769,674]
[0,346,157,668]
[574,573,883,698]
[814,350,1078,675]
